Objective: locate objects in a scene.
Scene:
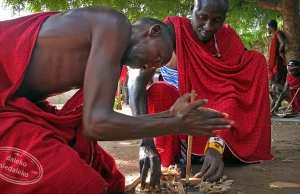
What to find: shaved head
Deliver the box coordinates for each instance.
[194,0,229,14]
[121,17,173,71]
[191,0,229,43]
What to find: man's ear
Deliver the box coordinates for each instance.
[149,24,162,37]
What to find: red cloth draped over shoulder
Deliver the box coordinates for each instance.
[158,16,274,163]
[286,74,300,112]
[0,13,124,192]
[268,31,279,80]
[287,73,300,89]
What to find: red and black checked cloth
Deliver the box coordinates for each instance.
[287,73,300,112]
[151,16,274,167]
[0,13,124,193]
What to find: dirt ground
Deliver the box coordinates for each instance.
[99,106,300,194]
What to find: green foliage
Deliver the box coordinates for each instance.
[113,97,118,110]
[2,0,295,48]
[226,0,282,48]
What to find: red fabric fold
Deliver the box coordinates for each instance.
[120,66,128,83]
[287,73,300,112]
[0,13,124,193]
[287,73,300,90]
[152,16,273,165]
[148,82,181,167]
[268,31,279,80]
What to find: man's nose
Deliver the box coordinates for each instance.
[203,20,214,32]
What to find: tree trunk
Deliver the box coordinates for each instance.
[282,0,300,61]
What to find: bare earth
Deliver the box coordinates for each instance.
[99,105,300,194]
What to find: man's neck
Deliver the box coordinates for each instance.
[166,22,176,50]
[271,29,278,35]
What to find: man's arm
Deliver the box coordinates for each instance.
[127,69,160,146]
[271,81,290,113]
[128,69,156,116]
[277,31,287,58]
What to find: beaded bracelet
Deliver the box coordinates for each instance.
[204,137,225,156]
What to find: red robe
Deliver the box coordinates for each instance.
[286,73,300,112]
[268,31,287,83]
[150,16,274,167]
[0,13,124,193]
[120,66,128,83]
[268,31,279,80]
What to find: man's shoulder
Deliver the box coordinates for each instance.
[78,6,131,29]
[276,30,286,37]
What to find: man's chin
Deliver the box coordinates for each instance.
[198,34,213,43]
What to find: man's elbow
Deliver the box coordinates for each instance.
[82,112,111,141]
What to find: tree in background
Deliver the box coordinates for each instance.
[2,0,299,60]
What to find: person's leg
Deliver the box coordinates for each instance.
[0,120,107,194]
[147,81,181,167]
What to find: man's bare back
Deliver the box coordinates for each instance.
[14,7,124,102]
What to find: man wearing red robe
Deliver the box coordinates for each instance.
[267,19,288,109]
[129,0,274,189]
[0,6,233,194]
[271,60,300,114]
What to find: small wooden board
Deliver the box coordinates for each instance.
[180,177,201,186]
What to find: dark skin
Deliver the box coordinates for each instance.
[268,24,288,111]
[267,25,287,59]
[271,64,300,113]
[12,6,234,192]
[128,0,229,189]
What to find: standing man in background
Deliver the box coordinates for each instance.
[267,19,288,110]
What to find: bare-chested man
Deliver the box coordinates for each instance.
[0,6,234,193]
[267,19,288,110]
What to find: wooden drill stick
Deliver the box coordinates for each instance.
[284,87,300,115]
[186,90,196,186]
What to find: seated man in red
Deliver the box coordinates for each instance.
[128,0,274,189]
[0,6,234,194]
[271,60,300,114]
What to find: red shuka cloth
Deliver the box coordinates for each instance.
[120,66,128,83]
[287,73,300,112]
[268,31,279,80]
[151,16,274,166]
[0,13,124,193]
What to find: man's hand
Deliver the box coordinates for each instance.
[139,145,161,190]
[171,93,234,136]
[169,93,192,116]
[194,148,224,182]
[271,103,279,114]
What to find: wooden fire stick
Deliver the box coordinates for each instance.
[284,87,300,115]
[186,90,197,186]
